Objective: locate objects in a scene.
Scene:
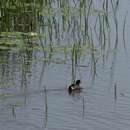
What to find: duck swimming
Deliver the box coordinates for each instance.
[68,80,82,93]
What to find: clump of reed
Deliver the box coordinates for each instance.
[0,0,122,79]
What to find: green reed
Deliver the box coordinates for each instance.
[123,12,127,49]
[43,86,48,128]
[0,0,122,80]
[111,0,119,49]
[71,43,81,83]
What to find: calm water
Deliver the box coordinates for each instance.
[0,0,130,130]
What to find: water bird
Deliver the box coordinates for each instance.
[68,80,82,93]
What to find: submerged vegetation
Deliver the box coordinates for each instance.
[0,0,121,82]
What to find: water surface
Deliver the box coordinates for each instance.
[0,0,130,130]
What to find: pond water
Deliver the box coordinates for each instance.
[0,0,130,130]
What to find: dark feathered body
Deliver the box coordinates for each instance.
[68,80,82,93]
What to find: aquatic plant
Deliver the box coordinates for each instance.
[0,0,122,80]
